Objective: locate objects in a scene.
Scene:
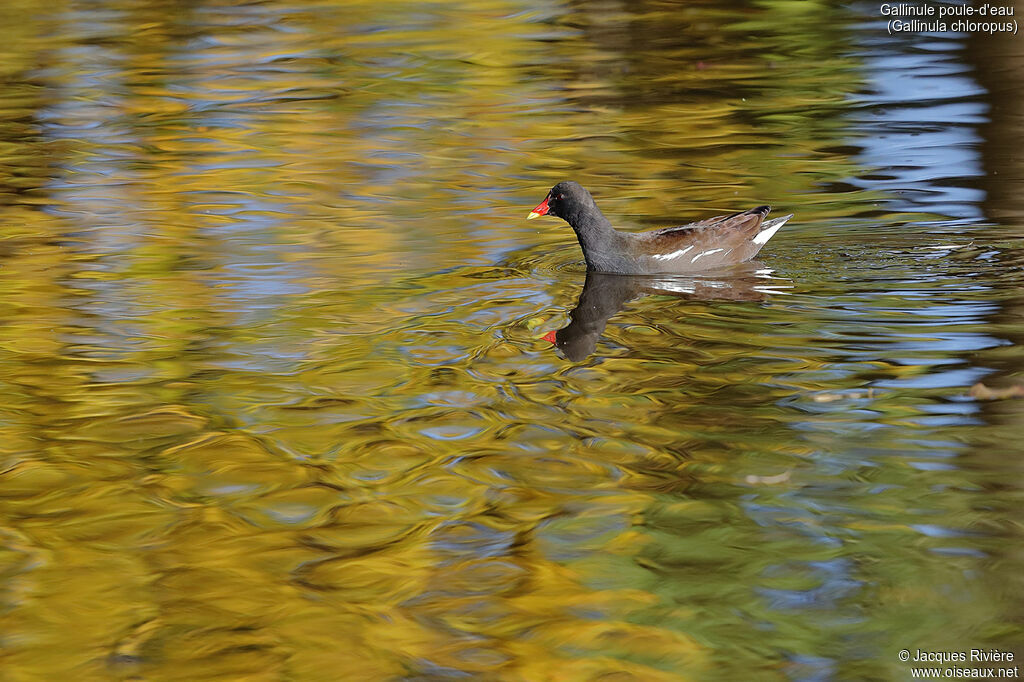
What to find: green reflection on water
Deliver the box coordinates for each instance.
[0,0,1022,680]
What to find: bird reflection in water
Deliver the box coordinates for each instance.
[544,263,791,361]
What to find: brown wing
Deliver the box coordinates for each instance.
[642,205,770,249]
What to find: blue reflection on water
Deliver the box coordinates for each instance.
[848,21,987,221]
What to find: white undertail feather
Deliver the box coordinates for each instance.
[753,214,793,245]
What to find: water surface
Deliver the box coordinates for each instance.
[1,1,1023,680]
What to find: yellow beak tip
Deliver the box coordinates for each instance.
[526,212,541,220]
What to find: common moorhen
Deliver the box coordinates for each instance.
[527,181,792,274]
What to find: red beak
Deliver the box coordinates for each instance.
[542,330,558,344]
[527,195,550,220]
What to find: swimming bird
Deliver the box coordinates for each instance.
[527,181,792,274]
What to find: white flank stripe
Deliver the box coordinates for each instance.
[652,244,694,261]
[690,248,724,263]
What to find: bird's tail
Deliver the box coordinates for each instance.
[752,214,793,245]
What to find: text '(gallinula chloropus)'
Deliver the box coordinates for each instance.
[527,181,793,275]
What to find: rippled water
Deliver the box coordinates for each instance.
[1,1,1023,680]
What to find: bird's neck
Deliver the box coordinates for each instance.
[566,205,618,257]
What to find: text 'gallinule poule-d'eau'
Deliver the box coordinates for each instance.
[527,181,793,275]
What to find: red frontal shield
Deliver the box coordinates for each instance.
[527,196,550,220]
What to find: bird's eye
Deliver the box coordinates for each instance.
[557,193,565,200]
